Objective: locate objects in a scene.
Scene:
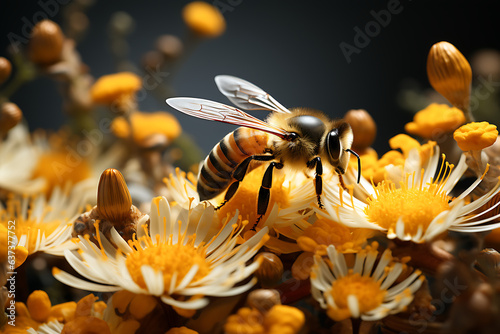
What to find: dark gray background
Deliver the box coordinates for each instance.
[2,0,499,155]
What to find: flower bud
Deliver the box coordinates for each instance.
[343,109,377,151]
[247,289,281,313]
[182,2,226,38]
[254,252,284,287]
[0,102,23,134]
[29,20,64,65]
[427,41,472,120]
[0,57,12,84]
[96,168,132,223]
[155,35,183,60]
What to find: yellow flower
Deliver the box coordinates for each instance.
[111,111,182,145]
[453,121,498,151]
[4,292,105,333]
[311,244,424,321]
[31,150,92,197]
[355,134,435,186]
[297,218,375,255]
[404,103,466,139]
[0,191,82,263]
[182,2,226,38]
[90,72,142,105]
[54,197,269,311]
[224,305,304,334]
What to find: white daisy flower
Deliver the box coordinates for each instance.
[311,243,424,322]
[318,145,500,243]
[0,123,45,194]
[53,196,269,310]
[1,184,86,261]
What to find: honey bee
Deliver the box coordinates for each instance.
[166,75,360,228]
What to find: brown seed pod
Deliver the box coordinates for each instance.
[247,289,281,314]
[0,102,23,134]
[155,35,183,61]
[0,57,12,84]
[29,20,65,66]
[427,42,472,120]
[254,252,284,288]
[343,109,377,151]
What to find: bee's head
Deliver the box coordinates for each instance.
[324,121,354,175]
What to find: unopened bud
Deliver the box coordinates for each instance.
[247,289,281,314]
[427,41,472,120]
[96,168,132,223]
[155,35,183,60]
[0,57,12,84]
[343,109,377,151]
[0,102,23,134]
[254,252,284,287]
[29,20,64,66]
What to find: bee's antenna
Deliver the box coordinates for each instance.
[346,149,361,184]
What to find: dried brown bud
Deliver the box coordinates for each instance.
[141,50,164,71]
[343,109,377,151]
[476,248,500,278]
[247,289,281,314]
[0,102,23,134]
[155,35,183,60]
[254,252,284,287]
[0,57,12,84]
[29,20,64,66]
[96,168,132,223]
[427,42,472,120]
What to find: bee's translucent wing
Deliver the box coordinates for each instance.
[215,75,290,113]
[166,97,290,139]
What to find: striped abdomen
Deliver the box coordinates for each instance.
[198,127,270,200]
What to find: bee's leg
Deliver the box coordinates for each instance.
[252,161,284,231]
[215,154,274,210]
[336,167,347,191]
[307,157,324,209]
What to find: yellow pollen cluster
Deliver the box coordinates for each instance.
[111,111,182,144]
[405,103,466,139]
[327,272,386,321]
[125,238,211,292]
[182,2,226,38]
[364,175,451,237]
[453,121,498,151]
[90,72,142,105]
[297,218,373,255]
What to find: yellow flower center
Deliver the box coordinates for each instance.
[125,237,211,292]
[297,218,373,255]
[329,273,386,316]
[364,170,451,237]
[1,198,62,254]
[32,151,91,196]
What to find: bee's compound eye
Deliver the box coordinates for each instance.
[326,129,341,161]
[286,132,299,141]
